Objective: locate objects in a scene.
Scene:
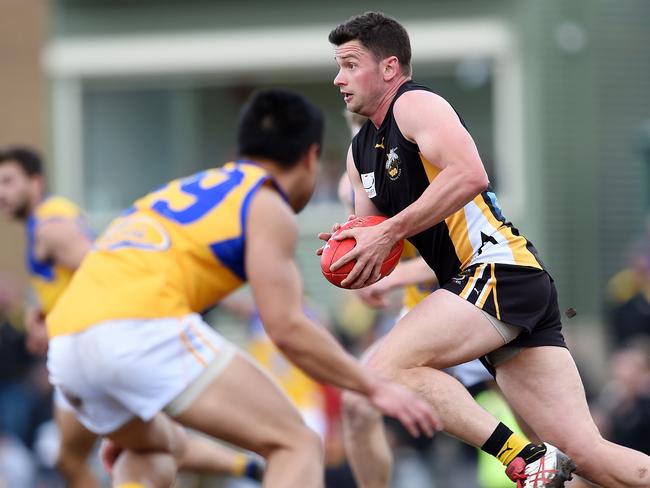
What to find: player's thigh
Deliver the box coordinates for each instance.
[174,351,317,456]
[495,346,601,453]
[54,403,98,455]
[367,289,505,373]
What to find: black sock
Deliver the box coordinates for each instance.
[481,422,547,466]
[517,443,548,464]
[481,422,513,457]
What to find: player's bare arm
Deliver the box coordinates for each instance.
[387,90,489,238]
[356,257,437,309]
[23,219,91,355]
[35,218,93,269]
[247,184,384,392]
[247,186,440,436]
[374,255,437,289]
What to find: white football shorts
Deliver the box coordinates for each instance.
[47,313,236,434]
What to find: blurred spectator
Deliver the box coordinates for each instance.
[0,273,57,486]
[594,341,650,455]
[0,435,37,487]
[0,274,52,448]
[607,233,650,346]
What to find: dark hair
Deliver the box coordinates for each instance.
[0,146,43,177]
[237,89,324,169]
[329,11,411,75]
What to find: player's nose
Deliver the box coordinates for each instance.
[333,70,345,86]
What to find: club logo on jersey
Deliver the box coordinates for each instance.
[95,215,171,252]
[361,172,377,198]
[385,147,402,181]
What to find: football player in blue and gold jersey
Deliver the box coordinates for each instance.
[46,89,440,488]
[0,147,267,487]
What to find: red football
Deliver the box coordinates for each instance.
[320,215,404,289]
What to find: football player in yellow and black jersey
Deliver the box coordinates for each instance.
[338,133,516,488]
[322,11,650,488]
[46,90,439,488]
[0,147,271,487]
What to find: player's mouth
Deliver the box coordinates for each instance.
[342,91,352,103]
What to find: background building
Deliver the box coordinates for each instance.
[1,1,649,485]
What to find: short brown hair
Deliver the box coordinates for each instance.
[329,12,412,75]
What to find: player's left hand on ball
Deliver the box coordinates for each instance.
[100,438,123,475]
[368,378,442,438]
[316,214,357,256]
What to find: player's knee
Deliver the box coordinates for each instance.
[293,426,322,462]
[55,450,88,479]
[167,422,188,464]
[552,434,604,476]
[260,421,322,460]
[149,456,177,487]
[115,451,177,487]
[295,425,323,459]
[365,353,399,381]
[342,391,380,428]
[287,423,321,453]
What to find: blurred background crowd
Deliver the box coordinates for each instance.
[1,0,649,486]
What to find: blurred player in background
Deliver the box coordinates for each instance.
[0,146,100,487]
[46,89,439,488]
[323,11,650,488]
[0,146,268,486]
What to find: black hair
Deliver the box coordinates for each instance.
[329,11,412,75]
[237,89,324,168]
[0,146,43,177]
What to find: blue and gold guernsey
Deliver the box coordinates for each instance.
[27,196,88,315]
[48,161,281,338]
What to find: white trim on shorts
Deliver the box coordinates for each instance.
[48,313,236,434]
[165,344,236,417]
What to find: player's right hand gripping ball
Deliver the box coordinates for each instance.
[320,216,404,288]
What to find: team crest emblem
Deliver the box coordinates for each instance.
[385,147,401,181]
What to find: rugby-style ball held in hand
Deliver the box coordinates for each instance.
[320,216,404,288]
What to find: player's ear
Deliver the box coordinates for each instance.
[303,143,320,170]
[382,56,400,81]
[30,173,45,194]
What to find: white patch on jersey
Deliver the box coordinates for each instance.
[361,172,377,199]
[463,201,516,266]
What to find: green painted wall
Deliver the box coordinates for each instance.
[52,0,516,37]
[50,0,650,320]
[519,0,650,317]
